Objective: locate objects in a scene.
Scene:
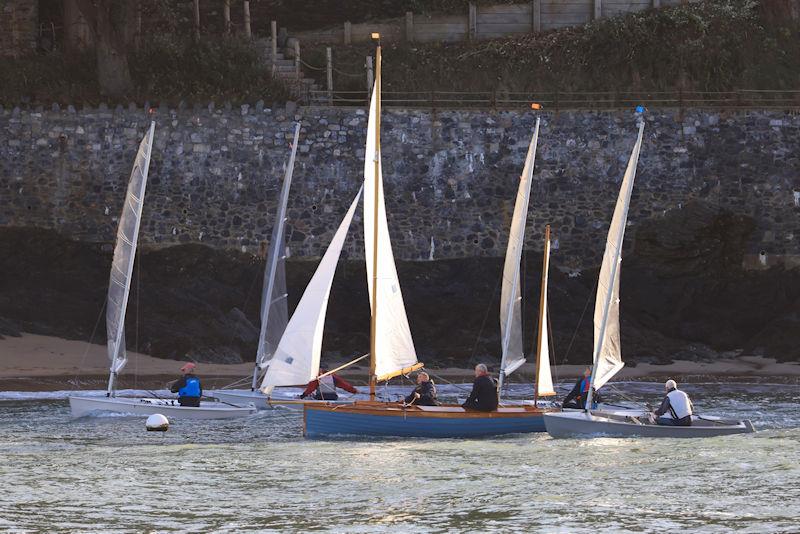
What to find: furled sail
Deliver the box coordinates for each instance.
[363,84,419,381]
[260,187,363,391]
[107,122,155,378]
[499,118,540,382]
[252,123,300,388]
[535,227,556,397]
[590,122,645,391]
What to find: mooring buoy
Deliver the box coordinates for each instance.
[146,413,169,431]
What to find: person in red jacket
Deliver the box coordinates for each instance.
[299,366,358,400]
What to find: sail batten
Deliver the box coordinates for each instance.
[589,122,645,394]
[106,122,155,386]
[260,187,363,391]
[499,118,540,384]
[363,84,419,380]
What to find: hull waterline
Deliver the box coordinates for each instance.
[69,395,257,420]
[543,411,755,438]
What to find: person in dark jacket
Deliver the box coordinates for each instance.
[562,366,603,409]
[461,363,498,412]
[169,362,202,407]
[403,372,438,406]
[299,366,358,401]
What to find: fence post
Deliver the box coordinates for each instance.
[294,40,301,78]
[271,20,277,70]
[192,0,200,42]
[652,0,660,7]
[326,47,333,105]
[532,0,541,32]
[344,21,352,45]
[405,12,414,42]
[594,0,602,19]
[468,3,477,41]
[223,0,230,35]
[243,0,252,39]
[366,55,374,94]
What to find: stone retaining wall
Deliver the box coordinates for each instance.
[1,103,798,271]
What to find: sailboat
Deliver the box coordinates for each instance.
[302,41,557,439]
[68,123,256,419]
[543,121,755,438]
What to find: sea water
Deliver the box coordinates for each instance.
[0,382,798,533]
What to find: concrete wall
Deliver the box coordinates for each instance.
[1,103,798,271]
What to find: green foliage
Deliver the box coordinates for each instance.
[0,52,98,105]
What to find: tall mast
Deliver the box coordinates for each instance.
[533,225,551,406]
[369,35,382,400]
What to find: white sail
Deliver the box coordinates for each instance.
[590,122,645,391]
[499,119,540,382]
[107,122,155,384]
[535,230,556,397]
[252,123,300,388]
[363,84,418,381]
[260,187,363,391]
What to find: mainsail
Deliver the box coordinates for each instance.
[499,118,541,386]
[260,187,363,391]
[590,122,645,392]
[106,121,155,393]
[251,123,300,389]
[534,226,556,398]
[363,83,419,381]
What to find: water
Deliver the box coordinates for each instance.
[1,382,798,533]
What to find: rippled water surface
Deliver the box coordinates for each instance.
[1,382,798,533]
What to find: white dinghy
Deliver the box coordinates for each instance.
[68,123,255,420]
[543,119,754,438]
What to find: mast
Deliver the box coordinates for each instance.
[585,120,645,411]
[250,122,300,391]
[369,34,381,400]
[533,224,551,406]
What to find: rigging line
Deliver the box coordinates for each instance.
[72,298,107,389]
[134,248,141,390]
[559,274,599,365]
[469,262,503,360]
[546,303,561,390]
[423,369,473,394]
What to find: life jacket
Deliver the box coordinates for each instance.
[178,375,201,398]
[318,374,336,393]
[576,377,590,400]
[666,389,692,419]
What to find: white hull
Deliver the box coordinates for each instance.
[209,389,352,410]
[69,395,257,419]
[544,411,755,439]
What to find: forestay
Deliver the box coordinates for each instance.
[363,84,419,381]
[252,123,300,388]
[590,122,645,391]
[499,118,540,382]
[106,122,155,387]
[260,187,363,391]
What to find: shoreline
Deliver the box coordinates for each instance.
[1,334,798,392]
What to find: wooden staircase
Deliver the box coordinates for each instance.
[254,38,321,103]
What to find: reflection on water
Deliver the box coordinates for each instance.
[0,382,798,532]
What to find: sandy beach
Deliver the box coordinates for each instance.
[1,333,798,391]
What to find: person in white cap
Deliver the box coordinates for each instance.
[652,379,693,426]
[169,362,202,407]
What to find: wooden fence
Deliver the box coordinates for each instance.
[292,0,694,45]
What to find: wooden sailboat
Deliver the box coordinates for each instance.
[303,40,556,438]
[543,121,755,438]
[68,123,256,419]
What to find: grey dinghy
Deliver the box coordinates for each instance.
[543,411,755,438]
[69,396,256,420]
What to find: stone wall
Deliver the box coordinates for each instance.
[0,0,38,57]
[1,103,798,271]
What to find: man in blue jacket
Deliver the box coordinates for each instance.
[170,362,202,407]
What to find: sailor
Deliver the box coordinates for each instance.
[562,366,601,409]
[299,366,358,401]
[652,379,694,426]
[461,363,499,412]
[403,372,438,406]
[169,362,202,407]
